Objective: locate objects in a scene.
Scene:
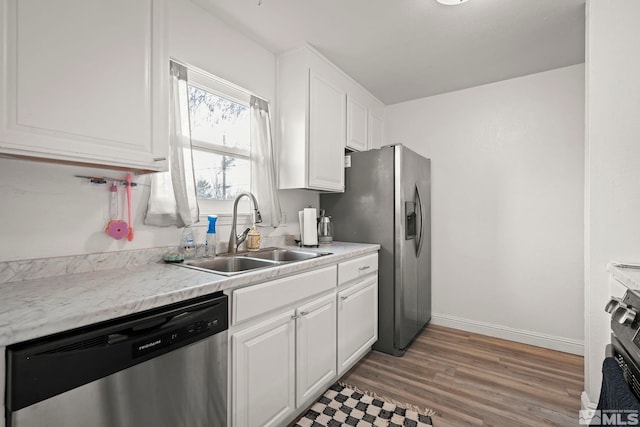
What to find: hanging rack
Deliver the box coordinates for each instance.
[74,175,147,187]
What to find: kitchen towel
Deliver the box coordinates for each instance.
[594,356,640,426]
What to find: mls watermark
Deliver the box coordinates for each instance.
[580,409,640,425]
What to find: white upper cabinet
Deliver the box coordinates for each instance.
[346,95,368,152]
[368,110,384,150]
[0,0,168,173]
[308,71,346,191]
[277,45,384,192]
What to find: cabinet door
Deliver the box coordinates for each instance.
[308,70,346,191]
[369,111,384,150]
[232,311,296,427]
[296,293,337,406]
[0,0,167,172]
[337,276,378,375]
[346,96,368,152]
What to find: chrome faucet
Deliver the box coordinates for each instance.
[228,192,262,253]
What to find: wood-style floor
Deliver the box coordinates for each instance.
[340,324,584,427]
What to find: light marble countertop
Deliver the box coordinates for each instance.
[608,262,640,291]
[0,242,379,347]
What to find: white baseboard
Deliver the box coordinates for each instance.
[430,313,584,356]
[581,391,596,411]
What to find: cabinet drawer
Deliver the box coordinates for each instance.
[338,253,378,285]
[233,266,337,324]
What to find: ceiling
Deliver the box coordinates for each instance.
[193,0,586,105]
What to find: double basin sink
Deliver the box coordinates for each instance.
[179,247,332,276]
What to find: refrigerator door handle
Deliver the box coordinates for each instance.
[415,184,424,258]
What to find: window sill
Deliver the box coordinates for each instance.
[195,212,252,227]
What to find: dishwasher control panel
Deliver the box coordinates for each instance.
[133,314,225,359]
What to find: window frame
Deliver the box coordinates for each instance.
[186,68,253,216]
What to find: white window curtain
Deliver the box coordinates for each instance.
[144,61,199,227]
[250,96,282,228]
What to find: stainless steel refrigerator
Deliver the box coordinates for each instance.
[320,144,431,356]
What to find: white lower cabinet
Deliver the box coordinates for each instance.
[296,294,337,405]
[231,294,337,427]
[230,255,378,427]
[232,310,296,427]
[337,275,378,375]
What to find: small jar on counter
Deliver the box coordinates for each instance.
[246,226,261,251]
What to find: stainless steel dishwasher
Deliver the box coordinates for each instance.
[5,292,228,427]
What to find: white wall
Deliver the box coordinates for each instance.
[584,0,640,405]
[385,64,585,353]
[0,0,317,262]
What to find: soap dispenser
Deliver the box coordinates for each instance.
[246,225,261,251]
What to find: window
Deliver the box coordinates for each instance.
[186,69,252,213]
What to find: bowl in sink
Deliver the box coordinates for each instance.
[244,248,332,262]
[181,256,279,276]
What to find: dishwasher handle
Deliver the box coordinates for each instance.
[103,318,170,344]
[110,306,217,343]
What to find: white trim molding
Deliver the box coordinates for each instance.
[581,391,596,411]
[430,313,584,356]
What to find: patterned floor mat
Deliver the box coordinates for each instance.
[293,382,435,427]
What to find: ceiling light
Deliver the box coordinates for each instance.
[436,0,469,5]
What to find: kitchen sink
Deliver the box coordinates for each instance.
[177,247,332,276]
[244,248,331,262]
[182,256,280,276]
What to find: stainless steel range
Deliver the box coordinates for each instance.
[605,290,640,400]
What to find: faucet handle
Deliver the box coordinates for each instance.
[237,227,251,246]
[253,209,263,224]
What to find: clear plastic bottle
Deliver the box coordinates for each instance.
[205,215,217,258]
[181,226,196,260]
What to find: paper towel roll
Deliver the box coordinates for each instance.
[298,210,305,242]
[303,208,318,246]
